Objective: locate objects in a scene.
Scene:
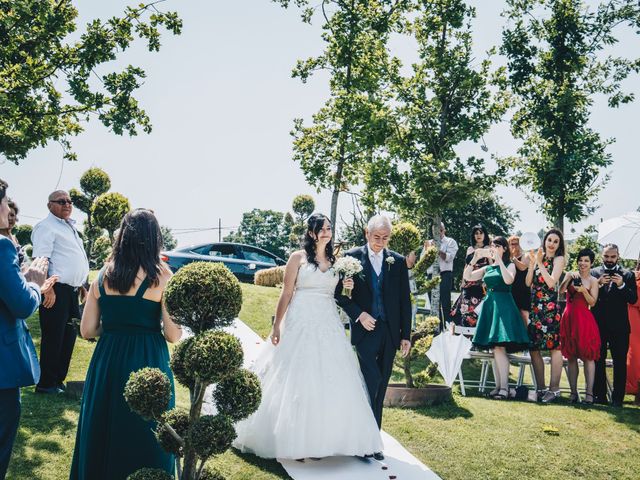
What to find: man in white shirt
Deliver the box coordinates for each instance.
[437,222,458,329]
[32,190,89,394]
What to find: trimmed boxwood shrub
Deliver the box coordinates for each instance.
[188,414,236,459]
[213,369,261,421]
[389,222,421,256]
[169,336,196,389]
[156,408,190,456]
[123,367,171,421]
[183,330,243,385]
[165,262,242,334]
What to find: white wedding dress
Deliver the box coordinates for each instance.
[233,261,383,459]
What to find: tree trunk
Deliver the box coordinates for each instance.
[181,378,207,480]
[431,214,442,328]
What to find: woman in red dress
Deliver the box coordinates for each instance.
[626,263,640,396]
[559,248,600,404]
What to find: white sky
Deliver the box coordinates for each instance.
[1,0,638,247]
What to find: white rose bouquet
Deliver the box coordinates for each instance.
[333,256,364,297]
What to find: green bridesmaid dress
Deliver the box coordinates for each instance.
[472,264,530,353]
[70,270,175,480]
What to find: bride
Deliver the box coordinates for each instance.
[233,213,383,460]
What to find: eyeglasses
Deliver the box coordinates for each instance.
[50,199,73,206]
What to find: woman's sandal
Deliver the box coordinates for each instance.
[491,388,509,400]
[541,389,561,403]
[536,389,548,402]
[569,392,579,404]
[486,388,500,399]
[581,393,594,405]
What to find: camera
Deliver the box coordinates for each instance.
[572,277,582,287]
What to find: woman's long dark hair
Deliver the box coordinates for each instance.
[492,236,511,265]
[303,213,336,268]
[105,209,163,293]
[470,224,490,248]
[543,228,566,258]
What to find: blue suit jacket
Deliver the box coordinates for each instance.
[0,236,41,389]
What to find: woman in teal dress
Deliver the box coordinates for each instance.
[465,236,530,400]
[70,209,182,480]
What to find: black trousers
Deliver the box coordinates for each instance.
[38,283,79,389]
[0,388,20,480]
[355,321,396,431]
[439,270,453,329]
[594,329,630,404]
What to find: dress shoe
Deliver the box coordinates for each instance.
[593,396,608,405]
[57,382,67,392]
[35,386,64,394]
[373,452,385,461]
[610,400,623,408]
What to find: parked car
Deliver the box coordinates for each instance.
[161,242,286,283]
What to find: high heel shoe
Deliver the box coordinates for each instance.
[568,392,579,404]
[581,393,594,405]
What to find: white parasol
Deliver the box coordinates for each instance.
[426,330,472,387]
[597,211,640,260]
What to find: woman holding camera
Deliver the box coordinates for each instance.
[559,248,600,404]
[465,236,530,399]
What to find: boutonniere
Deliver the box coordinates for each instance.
[385,255,395,271]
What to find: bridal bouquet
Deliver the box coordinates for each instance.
[333,256,363,297]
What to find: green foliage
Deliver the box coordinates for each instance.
[188,414,236,460]
[500,0,640,230]
[79,168,111,198]
[414,246,437,278]
[275,0,409,229]
[91,192,130,239]
[156,408,189,456]
[12,224,32,246]
[224,208,290,259]
[567,226,602,271]
[0,1,182,164]
[161,225,177,250]
[92,235,112,269]
[199,467,225,480]
[291,194,315,222]
[69,188,93,214]
[389,222,421,256]
[213,369,262,421]
[164,262,242,334]
[126,468,174,480]
[183,331,243,386]
[123,367,171,421]
[169,336,195,389]
[372,1,508,235]
[395,315,440,388]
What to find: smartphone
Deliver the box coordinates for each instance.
[476,248,491,258]
[604,268,617,277]
[572,277,582,287]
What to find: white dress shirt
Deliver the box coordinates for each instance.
[367,245,383,276]
[32,213,89,287]
[438,235,458,273]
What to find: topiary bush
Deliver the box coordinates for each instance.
[12,224,33,247]
[80,167,111,197]
[126,262,260,480]
[389,222,422,256]
[394,315,440,388]
[92,191,131,239]
[164,262,242,334]
[124,368,172,421]
[127,468,174,480]
[213,369,262,421]
[254,266,285,287]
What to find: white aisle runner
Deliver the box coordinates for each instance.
[189,320,441,480]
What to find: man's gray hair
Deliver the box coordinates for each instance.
[367,214,392,233]
[48,190,68,201]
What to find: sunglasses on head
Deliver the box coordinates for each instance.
[51,199,73,206]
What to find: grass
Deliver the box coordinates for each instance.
[8,283,640,479]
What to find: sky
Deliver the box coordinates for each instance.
[1,0,639,248]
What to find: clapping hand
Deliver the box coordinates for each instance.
[535,248,545,265]
[41,275,59,308]
[492,245,505,263]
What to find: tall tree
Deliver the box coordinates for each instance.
[501,0,640,231]
[274,0,409,235]
[0,0,182,164]
[371,0,509,317]
[224,208,291,259]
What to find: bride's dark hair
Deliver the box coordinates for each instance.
[303,213,336,268]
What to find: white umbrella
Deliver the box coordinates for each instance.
[598,211,640,260]
[426,330,472,387]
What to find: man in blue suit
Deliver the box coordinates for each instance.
[0,179,52,479]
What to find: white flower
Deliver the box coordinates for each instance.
[333,256,364,278]
[385,256,395,265]
[541,326,547,333]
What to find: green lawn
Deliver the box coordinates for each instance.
[8,283,640,479]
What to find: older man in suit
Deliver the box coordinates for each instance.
[0,179,52,479]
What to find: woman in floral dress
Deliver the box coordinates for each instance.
[526,228,566,403]
[451,224,490,328]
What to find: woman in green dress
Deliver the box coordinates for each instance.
[70,209,182,480]
[465,236,530,400]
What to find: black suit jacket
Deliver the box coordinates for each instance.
[335,246,411,348]
[590,265,638,334]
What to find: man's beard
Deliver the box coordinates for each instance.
[604,260,618,269]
